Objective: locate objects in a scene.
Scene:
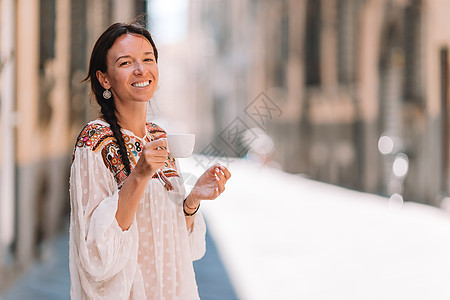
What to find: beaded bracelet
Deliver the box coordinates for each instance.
[183,198,200,216]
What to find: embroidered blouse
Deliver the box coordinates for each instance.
[69,119,206,300]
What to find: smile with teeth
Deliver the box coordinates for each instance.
[132,81,150,87]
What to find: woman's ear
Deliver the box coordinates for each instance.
[96,70,111,90]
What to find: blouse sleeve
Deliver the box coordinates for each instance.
[188,210,207,261]
[69,146,139,290]
[172,159,207,261]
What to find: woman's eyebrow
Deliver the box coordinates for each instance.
[115,52,154,63]
[115,55,131,63]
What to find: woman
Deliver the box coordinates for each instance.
[69,22,231,299]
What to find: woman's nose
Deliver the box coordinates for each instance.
[134,61,144,75]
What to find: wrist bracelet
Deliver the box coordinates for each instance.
[185,200,198,210]
[183,198,200,216]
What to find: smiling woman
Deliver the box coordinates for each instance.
[96,34,159,111]
[69,22,231,299]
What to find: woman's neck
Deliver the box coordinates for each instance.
[116,102,148,138]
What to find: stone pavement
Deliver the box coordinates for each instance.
[4,156,450,300]
[0,228,237,300]
[180,158,450,300]
[1,232,70,300]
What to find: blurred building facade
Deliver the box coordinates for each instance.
[2,0,450,293]
[180,0,450,207]
[0,0,147,291]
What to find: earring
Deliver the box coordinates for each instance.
[103,89,112,99]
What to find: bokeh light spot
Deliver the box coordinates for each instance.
[378,135,394,155]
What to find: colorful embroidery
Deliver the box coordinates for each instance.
[74,121,179,188]
[145,124,178,179]
[75,123,114,151]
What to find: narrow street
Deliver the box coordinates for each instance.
[0,229,237,300]
[3,157,450,299]
[182,157,450,300]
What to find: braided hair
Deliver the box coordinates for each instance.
[84,22,158,175]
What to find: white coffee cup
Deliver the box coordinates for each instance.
[166,134,195,158]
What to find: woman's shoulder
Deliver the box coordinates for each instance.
[75,119,114,152]
[146,122,166,135]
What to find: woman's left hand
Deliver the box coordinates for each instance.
[188,164,231,203]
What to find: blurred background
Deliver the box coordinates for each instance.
[2,0,450,299]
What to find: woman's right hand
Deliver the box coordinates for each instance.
[133,133,168,179]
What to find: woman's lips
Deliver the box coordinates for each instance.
[132,80,150,87]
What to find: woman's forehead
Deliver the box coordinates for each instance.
[108,34,154,58]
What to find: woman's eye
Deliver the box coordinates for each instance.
[144,58,154,62]
[119,61,130,66]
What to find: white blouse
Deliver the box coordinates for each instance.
[69,120,206,300]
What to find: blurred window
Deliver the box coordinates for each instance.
[135,0,148,17]
[70,0,88,127]
[304,0,321,86]
[205,0,229,56]
[70,0,87,77]
[274,6,289,89]
[403,0,423,103]
[39,0,56,72]
[38,0,56,128]
[337,0,358,85]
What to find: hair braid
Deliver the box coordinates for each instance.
[99,98,132,175]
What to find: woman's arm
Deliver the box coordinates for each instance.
[115,136,168,230]
[70,147,139,283]
[184,164,231,230]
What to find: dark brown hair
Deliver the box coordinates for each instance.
[84,22,158,175]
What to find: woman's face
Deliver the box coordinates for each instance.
[98,33,159,106]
